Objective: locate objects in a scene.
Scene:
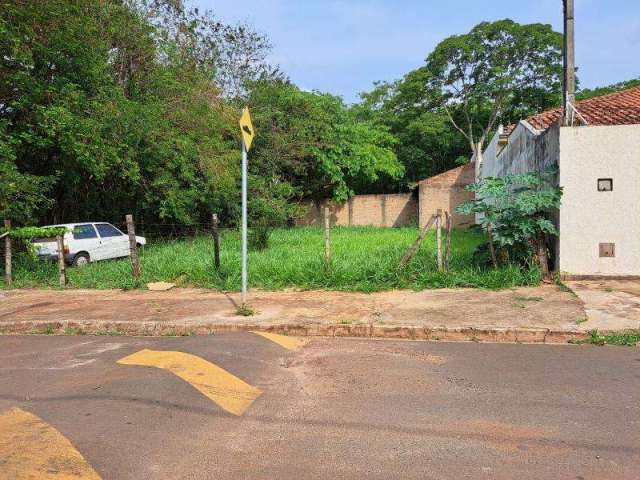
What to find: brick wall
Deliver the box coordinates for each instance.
[418,164,475,228]
[297,164,475,229]
[298,193,417,227]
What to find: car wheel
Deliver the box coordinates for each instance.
[72,252,90,267]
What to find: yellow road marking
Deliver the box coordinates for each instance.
[0,407,101,480]
[251,331,308,350]
[117,349,261,416]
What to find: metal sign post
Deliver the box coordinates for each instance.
[241,140,248,306]
[238,107,254,308]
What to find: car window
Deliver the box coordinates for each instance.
[95,223,124,238]
[73,224,98,240]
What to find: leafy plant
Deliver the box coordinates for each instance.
[3,226,68,240]
[458,169,562,276]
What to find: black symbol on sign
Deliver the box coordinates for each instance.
[242,125,252,136]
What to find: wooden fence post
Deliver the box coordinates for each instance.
[399,214,437,267]
[211,213,221,271]
[323,202,331,266]
[126,214,141,279]
[56,234,66,287]
[4,219,11,287]
[444,211,453,271]
[436,209,443,272]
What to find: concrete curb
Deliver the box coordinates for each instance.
[0,320,611,344]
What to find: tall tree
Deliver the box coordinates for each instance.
[248,81,403,203]
[424,19,563,163]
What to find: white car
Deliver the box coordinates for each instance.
[34,222,146,267]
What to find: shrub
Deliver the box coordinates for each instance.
[458,169,562,277]
[249,226,270,251]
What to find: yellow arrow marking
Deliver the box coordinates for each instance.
[0,407,101,480]
[117,349,261,416]
[251,331,308,350]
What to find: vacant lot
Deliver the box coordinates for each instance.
[1,227,540,292]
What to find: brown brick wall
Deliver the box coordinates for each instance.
[297,164,475,229]
[418,164,475,228]
[298,193,417,227]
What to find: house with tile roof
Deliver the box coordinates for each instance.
[478,86,640,277]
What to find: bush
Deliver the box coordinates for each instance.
[471,240,535,268]
[249,226,270,251]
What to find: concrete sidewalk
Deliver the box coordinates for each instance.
[2,282,637,343]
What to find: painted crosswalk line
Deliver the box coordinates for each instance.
[117,349,261,416]
[251,331,308,350]
[0,407,101,480]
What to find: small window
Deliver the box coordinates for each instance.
[597,178,613,192]
[73,224,98,240]
[599,243,615,258]
[95,223,124,238]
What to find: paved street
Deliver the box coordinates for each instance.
[0,334,638,479]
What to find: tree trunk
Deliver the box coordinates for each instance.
[472,141,484,166]
[486,224,498,269]
[536,234,551,280]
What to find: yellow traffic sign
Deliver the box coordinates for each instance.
[239,107,255,151]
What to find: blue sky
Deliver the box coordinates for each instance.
[197,0,640,103]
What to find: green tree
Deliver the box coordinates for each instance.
[424,19,563,164]
[248,81,403,203]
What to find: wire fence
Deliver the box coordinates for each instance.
[112,221,292,242]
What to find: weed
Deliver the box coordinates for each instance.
[95,329,125,336]
[575,317,588,325]
[579,329,640,346]
[236,305,255,316]
[31,324,57,335]
[554,275,578,297]
[338,319,352,325]
[64,326,86,335]
[513,295,544,302]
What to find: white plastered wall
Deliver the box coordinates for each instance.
[558,124,640,276]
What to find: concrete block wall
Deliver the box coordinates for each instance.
[418,164,475,228]
[298,193,417,227]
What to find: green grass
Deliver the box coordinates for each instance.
[579,330,640,346]
[1,227,541,292]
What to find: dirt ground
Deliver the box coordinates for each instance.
[1,281,639,340]
[0,285,580,327]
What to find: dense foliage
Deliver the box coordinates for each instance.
[1,3,633,232]
[0,0,400,228]
[457,170,562,274]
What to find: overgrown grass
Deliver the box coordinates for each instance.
[1,227,541,292]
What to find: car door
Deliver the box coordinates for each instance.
[94,223,129,259]
[70,224,102,260]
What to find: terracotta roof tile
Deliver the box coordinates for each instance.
[503,85,640,136]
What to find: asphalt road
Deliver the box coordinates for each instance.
[0,334,638,479]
